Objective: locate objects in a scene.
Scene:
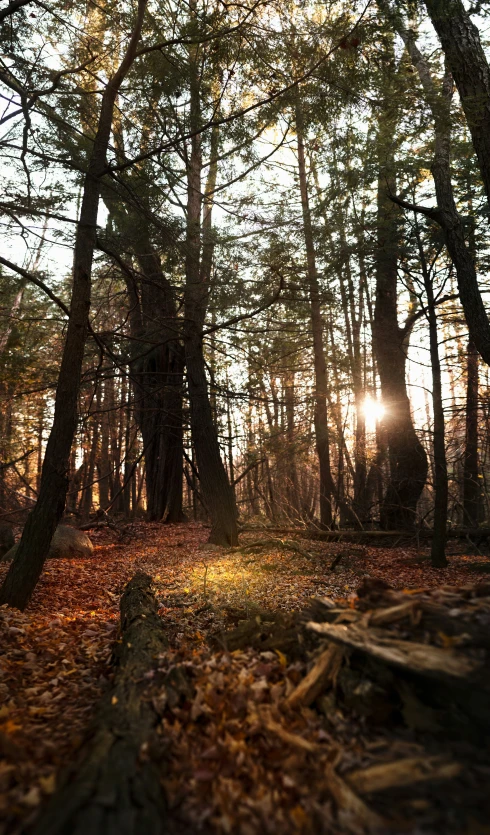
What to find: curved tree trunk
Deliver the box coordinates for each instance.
[388,3,490,366]
[423,0,490,212]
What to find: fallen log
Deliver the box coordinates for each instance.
[238,537,315,560]
[32,572,172,835]
[240,525,490,544]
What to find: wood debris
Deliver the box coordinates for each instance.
[286,645,344,709]
[345,756,462,795]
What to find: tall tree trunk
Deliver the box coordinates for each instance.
[0,0,147,610]
[183,43,237,546]
[284,370,301,519]
[416,223,448,566]
[135,240,184,523]
[335,193,367,520]
[111,223,185,524]
[313,153,368,525]
[80,395,99,523]
[372,83,428,529]
[295,96,334,528]
[98,377,112,510]
[123,385,137,519]
[225,373,236,502]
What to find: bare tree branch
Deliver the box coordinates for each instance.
[0,255,69,316]
[0,0,34,22]
[0,449,35,471]
[203,274,284,335]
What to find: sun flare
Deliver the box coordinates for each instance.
[363,396,385,424]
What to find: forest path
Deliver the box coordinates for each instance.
[0,523,489,834]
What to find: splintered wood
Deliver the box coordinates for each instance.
[306,621,480,679]
[345,756,462,795]
[324,765,386,834]
[286,645,344,709]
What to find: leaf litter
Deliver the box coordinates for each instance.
[1,522,490,834]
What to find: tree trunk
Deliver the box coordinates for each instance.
[225,374,236,501]
[98,378,112,511]
[80,385,101,522]
[463,339,481,526]
[284,371,301,519]
[372,83,428,530]
[110,371,124,513]
[295,96,334,529]
[389,5,490,365]
[313,153,369,526]
[135,240,184,523]
[0,0,147,610]
[416,223,448,566]
[123,377,133,518]
[183,52,237,546]
[111,224,185,524]
[423,0,490,213]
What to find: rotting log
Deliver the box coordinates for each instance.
[307,620,490,743]
[307,621,481,681]
[32,572,171,835]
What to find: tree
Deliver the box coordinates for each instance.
[183,23,238,546]
[423,0,490,212]
[0,0,148,609]
[372,42,428,529]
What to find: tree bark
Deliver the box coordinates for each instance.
[183,43,238,546]
[463,339,481,526]
[423,0,490,213]
[0,0,147,610]
[284,370,301,519]
[80,385,101,522]
[295,96,335,529]
[101,217,185,525]
[372,80,428,529]
[387,3,490,366]
[133,236,184,523]
[97,378,112,511]
[415,223,448,566]
[32,573,171,835]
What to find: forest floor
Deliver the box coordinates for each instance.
[1,523,490,835]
